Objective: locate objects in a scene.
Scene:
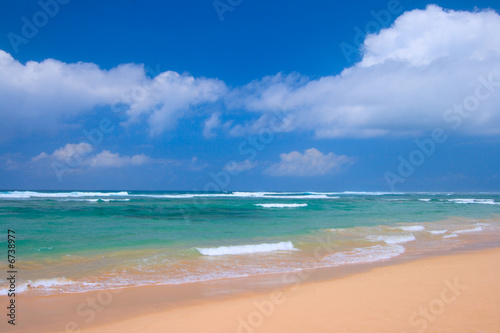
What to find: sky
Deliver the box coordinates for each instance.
[0,0,499,192]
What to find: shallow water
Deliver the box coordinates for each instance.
[1,191,499,295]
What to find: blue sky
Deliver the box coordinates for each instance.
[0,0,499,191]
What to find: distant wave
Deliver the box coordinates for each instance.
[5,191,497,202]
[448,198,499,205]
[340,191,405,195]
[100,198,130,202]
[255,203,308,208]
[57,198,131,202]
[133,192,334,199]
[196,241,297,256]
[0,191,129,199]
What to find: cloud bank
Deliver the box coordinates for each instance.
[0,51,225,140]
[33,143,152,169]
[1,5,499,141]
[265,148,353,176]
[229,5,500,138]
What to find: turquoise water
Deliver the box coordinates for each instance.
[1,191,499,295]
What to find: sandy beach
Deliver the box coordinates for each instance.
[2,0,500,332]
[3,246,499,333]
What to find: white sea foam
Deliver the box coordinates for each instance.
[0,191,338,200]
[303,191,405,196]
[396,225,425,231]
[428,230,448,235]
[240,192,330,199]
[138,192,284,199]
[134,192,334,199]
[59,198,129,202]
[448,198,499,205]
[0,277,80,295]
[266,194,331,199]
[324,245,405,266]
[419,199,431,202]
[196,241,297,256]
[27,278,74,288]
[234,192,336,199]
[255,203,308,208]
[100,198,130,202]
[443,233,458,238]
[232,191,281,197]
[367,234,416,244]
[455,226,483,234]
[0,191,129,199]
[341,191,403,195]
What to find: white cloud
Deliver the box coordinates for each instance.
[224,159,258,173]
[31,152,48,162]
[203,112,232,138]
[87,151,151,168]
[52,143,93,162]
[264,148,353,177]
[359,5,500,67]
[228,5,500,138]
[227,112,296,137]
[2,6,499,141]
[0,51,226,140]
[33,143,152,168]
[125,71,226,136]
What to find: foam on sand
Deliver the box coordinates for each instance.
[455,226,484,234]
[367,234,416,244]
[255,203,308,208]
[396,225,425,231]
[196,241,297,256]
[0,277,94,295]
[428,229,448,234]
[324,244,405,266]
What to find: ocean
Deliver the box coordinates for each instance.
[1,191,499,296]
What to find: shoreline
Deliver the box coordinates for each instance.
[2,244,500,333]
[4,215,500,298]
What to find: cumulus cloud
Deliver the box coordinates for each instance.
[224,159,258,173]
[51,143,93,163]
[264,148,354,176]
[125,71,226,136]
[33,143,152,168]
[2,5,500,141]
[359,5,500,67]
[0,51,225,140]
[87,151,151,168]
[203,112,232,138]
[228,5,500,138]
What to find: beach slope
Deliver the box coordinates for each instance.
[80,248,500,333]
